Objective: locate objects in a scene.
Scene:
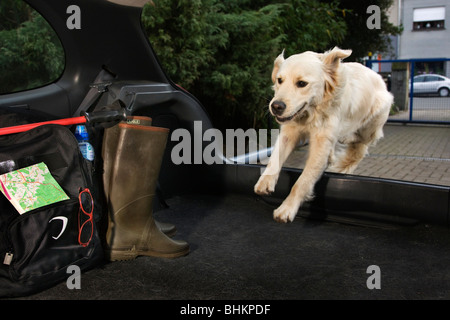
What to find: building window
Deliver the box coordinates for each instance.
[413,6,446,30]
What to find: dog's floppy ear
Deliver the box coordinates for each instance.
[322,47,352,96]
[322,46,351,67]
[271,50,285,84]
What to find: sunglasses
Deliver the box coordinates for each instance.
[78,188,94,247]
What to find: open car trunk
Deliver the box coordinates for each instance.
[2,0,450,301]
[10,81,450,301]
[12,186,450,300]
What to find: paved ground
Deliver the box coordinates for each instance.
[388,97,450,123]
[283,123,450,187]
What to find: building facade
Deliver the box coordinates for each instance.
[385,0,450,78]
[396,0,449,60]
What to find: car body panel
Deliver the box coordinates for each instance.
[1,0,449,227]
[2,0,450,301]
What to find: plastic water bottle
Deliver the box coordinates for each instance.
[74,125,95,161]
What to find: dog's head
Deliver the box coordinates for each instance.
[269,47,351,123]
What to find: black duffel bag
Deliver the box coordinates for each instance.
[0,123,104,297]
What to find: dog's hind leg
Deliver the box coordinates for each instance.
[328,110,387,174]
[328,141,368,174]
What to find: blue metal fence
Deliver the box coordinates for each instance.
[366,58,450,125]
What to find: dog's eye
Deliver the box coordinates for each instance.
[296,81,308,88]
[277,78,283,84]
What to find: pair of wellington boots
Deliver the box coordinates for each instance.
[102,116,189,261]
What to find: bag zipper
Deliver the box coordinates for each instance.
[3,251,13,265]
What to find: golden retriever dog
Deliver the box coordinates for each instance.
[254,47,392,223]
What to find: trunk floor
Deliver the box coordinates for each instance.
[14,192,450,300]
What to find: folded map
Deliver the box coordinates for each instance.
[0,162,69,214]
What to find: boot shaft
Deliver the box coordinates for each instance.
[108,123,169,223]
[102,116,153,196]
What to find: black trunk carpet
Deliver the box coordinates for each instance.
[11,193,450,300]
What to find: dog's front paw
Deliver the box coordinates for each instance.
[254,175,277,195]
[273,201,300,223]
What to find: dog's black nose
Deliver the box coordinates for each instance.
[271,100,286,116]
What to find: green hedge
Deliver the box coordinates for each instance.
[142,0,347,130]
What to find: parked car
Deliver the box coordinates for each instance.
[411,74,450,97]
